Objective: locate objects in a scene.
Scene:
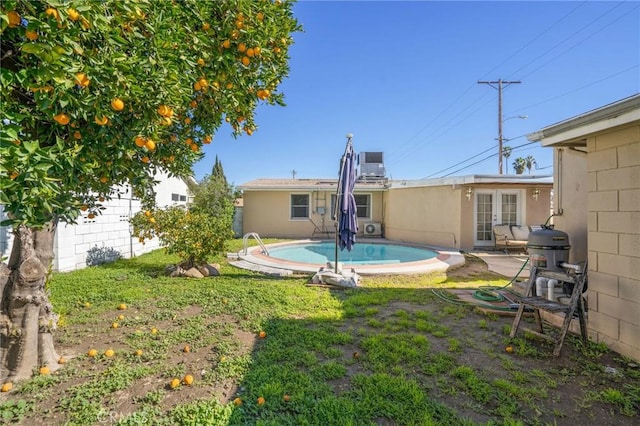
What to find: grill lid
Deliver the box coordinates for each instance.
[527,226,571,249]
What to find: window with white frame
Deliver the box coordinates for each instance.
[330,193,371,219]
[290,194,309,219]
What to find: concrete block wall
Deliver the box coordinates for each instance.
[53,195,161,272]
[586,123,640,361]
[1,173,190,273]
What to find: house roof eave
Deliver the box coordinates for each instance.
[527,94,640,147]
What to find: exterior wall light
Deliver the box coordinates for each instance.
[532,188,540,200]
[466,188,473,201]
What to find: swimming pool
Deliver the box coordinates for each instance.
[268,241,438,265]
[236,239,465,275]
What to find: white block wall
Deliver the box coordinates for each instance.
[1,172,190,272]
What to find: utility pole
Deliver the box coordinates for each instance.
[478,79,521,174]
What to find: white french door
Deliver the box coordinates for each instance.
[474,190,524,247]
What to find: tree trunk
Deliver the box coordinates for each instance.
[0,222,61,382]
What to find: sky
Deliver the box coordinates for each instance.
[192,0,640,186]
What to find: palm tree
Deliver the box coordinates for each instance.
[502,146,512,174]
[525,155,537,174]
[513,157,526,174]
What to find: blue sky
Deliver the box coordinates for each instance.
[192,0,640,186]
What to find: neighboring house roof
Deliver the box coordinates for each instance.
[239,178,388,191]
[527,94,640,147]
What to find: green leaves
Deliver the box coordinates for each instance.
[1,0,300,228]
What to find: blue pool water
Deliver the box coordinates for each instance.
[268,242,438,265]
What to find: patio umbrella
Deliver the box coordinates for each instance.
[334,134,358,272]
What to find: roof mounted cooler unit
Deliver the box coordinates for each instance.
[357,152,386,180]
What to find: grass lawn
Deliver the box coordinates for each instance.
[0,239,638,425]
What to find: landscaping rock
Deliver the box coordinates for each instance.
[184,267,204,278]
[164,263,219,278]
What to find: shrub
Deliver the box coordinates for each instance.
[131,206,234,268]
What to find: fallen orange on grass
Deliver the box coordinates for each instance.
[87,349,98,357]
[257,397,265,405]
[258,331,267,339]
[183,345,191,353]
[233,397,242,406]
[118,303,127,310]
[169,378,181,389]
[183,374,194,385]
[134,349,143,356]
[1,383,12,392]
[505,345,514,353]
[39,366,51,375]
[104,349,115,357]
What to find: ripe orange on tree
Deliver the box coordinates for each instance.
[94,115,108,126]
[241,56,250,66]
[7,11,21,28]
[144,139,156,151]
[45,7,60,21]
[157,104,173,117]
[25,30,38,41]
[75,72,90,87]
[141,156,150,164]
[99,176,108,183]
[73,131,82,140]
[67,8,80,21]
[54,113,70,125]
[134,136,146,147]
[111,98,125,111]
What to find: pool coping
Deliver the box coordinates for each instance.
[236,239,465,275]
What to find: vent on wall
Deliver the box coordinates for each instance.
[363,222,382,237]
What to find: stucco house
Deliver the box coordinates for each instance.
[239,174,552,251]
[1,171,195,272]
[527,94,640,362]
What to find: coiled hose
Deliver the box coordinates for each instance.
[431,254,530,311]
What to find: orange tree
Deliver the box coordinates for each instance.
[0,0,299,382]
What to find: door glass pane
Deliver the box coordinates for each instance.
[476,193,493,241]
[501,194,518,225]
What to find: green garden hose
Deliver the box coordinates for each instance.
[431,254,530,311]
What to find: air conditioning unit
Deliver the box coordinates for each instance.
[363,222,382,237]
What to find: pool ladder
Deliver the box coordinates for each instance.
[242,232,269,256]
